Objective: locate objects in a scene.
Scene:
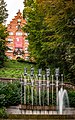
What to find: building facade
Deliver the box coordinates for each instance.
[5,10,29,60]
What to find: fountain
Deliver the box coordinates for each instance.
[20,67,69,115]
[57,87,69,114]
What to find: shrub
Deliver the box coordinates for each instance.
[17,57,36,65]
[0,81,21,107]
[17,57,25,62]
[0,107,8,118]
[68,90,75,107]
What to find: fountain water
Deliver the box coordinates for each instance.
[20,67,69,115]
[57,87,69,114]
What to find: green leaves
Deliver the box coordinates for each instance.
[0,0,8,67]
[0,0,8,24]
[0,81,21,107]
[0,24,8,67]
[23,0,75,82]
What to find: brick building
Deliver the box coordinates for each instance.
[5,10,29,60]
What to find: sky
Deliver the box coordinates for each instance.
[4,0,24,25]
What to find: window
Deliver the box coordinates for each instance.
[9,32,13,35]
[25,47,28,51]
[16,32,22,36]
[7,38,13,43]
[17,25,21,30]
[17,19,21,23]
[25,40,29,45]
[8,46,13,49]
[25,47,28,53]
[8,38,13,41]
[7,47,13,52]
[24,33,27,36]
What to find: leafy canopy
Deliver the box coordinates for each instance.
[0,0,8,23]
[23,0,75,82]
[0,0,8,67]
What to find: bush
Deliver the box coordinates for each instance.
[17,57,36,65]
[17,57,25,62]
[68,90,75,107]
[0,81,21,107]
[0,107,8,118]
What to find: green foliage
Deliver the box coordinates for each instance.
[0,79,75,108]
[17,57,26,62]
[0,0,8,67]
[68,90,75,107]
[17,57,36,65]
[0,0,8,23]
[0,24,8,67]
[23,0,75,83]
[0,81,21,107]
[0,59,37,78]
[0,107,8,118]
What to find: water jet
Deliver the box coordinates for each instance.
[20,67,70,115]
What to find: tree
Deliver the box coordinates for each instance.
[23,0,75,82]
[49,0,75,81]
[0,0,8,67]
[0,24,8,67]
[0,0,8,23]
[23,0,48,65]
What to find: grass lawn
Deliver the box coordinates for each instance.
[0,59,37,78]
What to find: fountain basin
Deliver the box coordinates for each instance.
[7,114,75,120]
[19,105,56,110]
[7,106,75,115]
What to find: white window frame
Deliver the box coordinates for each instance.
[7,38,13,43]
[9,32,13,35]
[8,38,13,41]
[25,40,29,44]
[16,32,22,36]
